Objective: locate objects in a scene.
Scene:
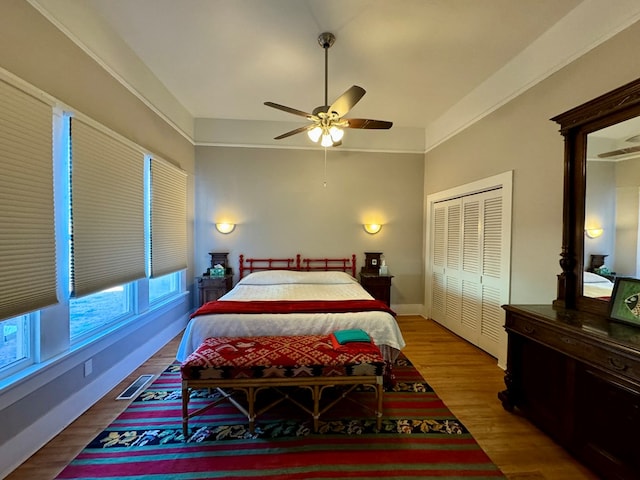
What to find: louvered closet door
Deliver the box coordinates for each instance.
[430,198,462,329]
[430,189,506,360]
[477,194,506,356]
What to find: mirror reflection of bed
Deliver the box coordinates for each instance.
[583,271,614,300]
[584,116,640,299]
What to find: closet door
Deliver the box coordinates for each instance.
[477,194,506,356]
[430,198,462,329]
[429,189,507,360]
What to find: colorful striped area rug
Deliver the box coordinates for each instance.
[55,355,504,479]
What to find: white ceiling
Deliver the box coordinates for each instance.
[29,0,640,150]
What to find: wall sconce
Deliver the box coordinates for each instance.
[585,227,603,239]
[363,223,382,235]
[215,222,235,234]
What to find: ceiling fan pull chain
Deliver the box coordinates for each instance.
[323,147,328,187]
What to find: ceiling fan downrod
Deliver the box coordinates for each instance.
[318,32,335,108]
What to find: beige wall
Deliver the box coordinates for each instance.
[585,162,616,271]
[424,21,640,305]
[0,1,194,171]
[195,146,424,309]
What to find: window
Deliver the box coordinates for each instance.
[69,284,133,341]
[0,315,31,373]
[0,73,187,383]
[67,116,143,343]
[0,76,55,381]
[149,272,180,303]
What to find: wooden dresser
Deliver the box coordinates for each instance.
[500,304,640,479]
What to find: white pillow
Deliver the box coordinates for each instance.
[238,270,356,285]
[583,271,613,285]
[294,271,357,284]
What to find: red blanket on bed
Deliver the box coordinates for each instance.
[190,299,396,318]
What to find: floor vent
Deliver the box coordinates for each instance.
[116,374,154,400]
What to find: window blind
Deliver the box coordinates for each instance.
[0,79,57,319]
[150,157,187,277]
[70,118,145,297]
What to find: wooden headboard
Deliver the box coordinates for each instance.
[300,255,357,278]
[239,254,357,279]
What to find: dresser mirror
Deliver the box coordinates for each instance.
[585,117,640,299]
[552,78,640,316]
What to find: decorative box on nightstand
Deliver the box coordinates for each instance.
[359,272,393,307]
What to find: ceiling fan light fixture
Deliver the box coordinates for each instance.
[308,126,322,142]
[329,125,344,142]
[320,133,333,147]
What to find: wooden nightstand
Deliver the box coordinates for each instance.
[196,274,233,306]
[359,272,393,307]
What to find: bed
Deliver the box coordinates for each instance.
[583,271,614,299]
[176,254,406,363]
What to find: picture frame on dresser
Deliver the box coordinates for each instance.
[609,277,640,326]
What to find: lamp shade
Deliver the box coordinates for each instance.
[215,222,235,234]
[308,126,322,142]
[585,227,603,239]
[329,126,344,142]
[363,223,382,234]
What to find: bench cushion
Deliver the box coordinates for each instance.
[181,334,385,380]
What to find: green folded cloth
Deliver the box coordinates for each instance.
[333,329,371,344]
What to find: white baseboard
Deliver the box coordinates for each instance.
[391,304,424,316]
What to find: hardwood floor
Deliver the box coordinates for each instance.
[398,316,598,480]
[6,315,598,480]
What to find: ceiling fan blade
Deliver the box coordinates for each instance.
[597,145,640,158]
[264,102,313,119]
[329,85,366,117]
[273,125,311,140]
[346,118,393,129]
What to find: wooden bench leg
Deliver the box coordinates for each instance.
[248,386,255,434]
[376,381,384,431]
[181,382,189,439]
[313,385,320,432]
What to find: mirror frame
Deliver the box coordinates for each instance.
[552,77,640,316]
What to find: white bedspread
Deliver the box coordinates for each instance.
[176,270,406,362]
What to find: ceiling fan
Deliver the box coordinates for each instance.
[597,134,640,158]
[264,32,392,147]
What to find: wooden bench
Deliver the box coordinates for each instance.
[180,334,385,439]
